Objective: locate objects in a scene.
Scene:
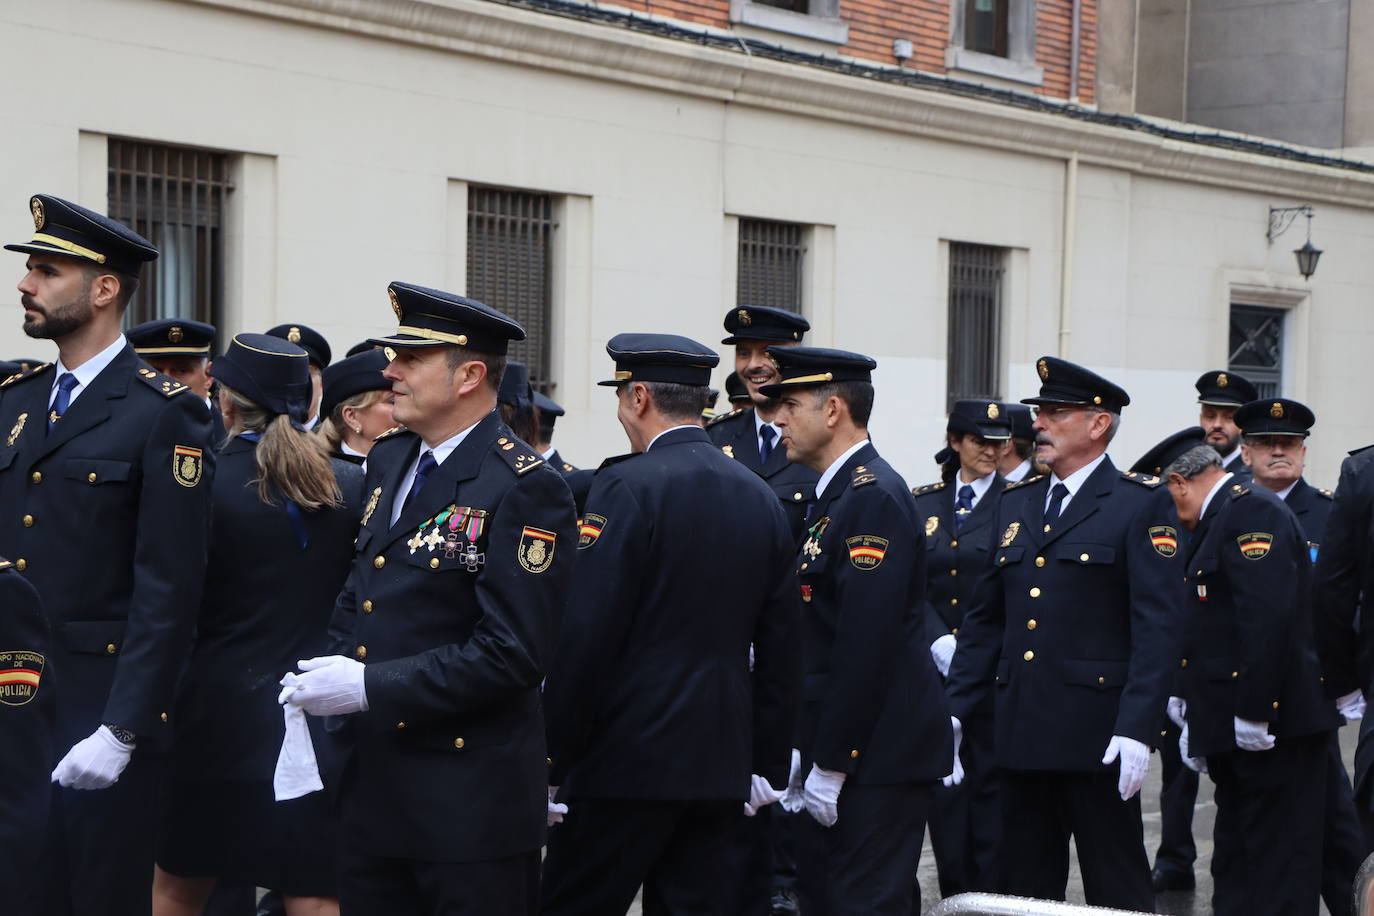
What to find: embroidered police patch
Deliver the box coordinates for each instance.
[1000,522,1021,547]
[1149,526,1179,558]
[519,526,557,573]
[173,446,203,487]
[0,650,43,706]
[578,514,606,549]
[846,535,888,570]
[1237,532,1274,560]
[925,515,939,537]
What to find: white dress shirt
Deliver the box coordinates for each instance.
[389,420,483,526]
[1199,472,1235,520]
[816,439,871,499]
[953,470,997,512]
[646,424,699,451]
[1045,452,1108,516]
[754,412,783,461]
[50,334,126,411]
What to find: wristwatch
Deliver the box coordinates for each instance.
[104,723,136,745]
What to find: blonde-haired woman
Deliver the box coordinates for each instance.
[318,347,394,463]
[153,334,364,916]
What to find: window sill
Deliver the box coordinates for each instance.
[729,0,849,45]
[945,47,1044,87]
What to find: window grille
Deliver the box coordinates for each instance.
[737,218,805,314]
[947,242,1004,410]
[1229,305,1284,398]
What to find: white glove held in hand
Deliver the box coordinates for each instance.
[744,774,785,816]
[1179,724,1208,774]
[780,749,805,814]
[943,716,964,788]
[930,634,956,678]
[1166,696,1187,729]
[547,786,568,827]
[51,726,134,790]
[1234,717,1275,752]
[1101,735,1149,801]
[1337,690,1366,721]
[802,764,846,828]
[281,656,369,716]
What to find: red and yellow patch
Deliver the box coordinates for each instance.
[172,445,203,488]
[0,650,43,706]
[577,514,606,550]
[518,526,557,573]
[846,535,889,570]
[800,585,812,603]
[1236,532,1274,560]
[1149,526,1178,558]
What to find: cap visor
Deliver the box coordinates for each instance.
[1198,398,1244,408]
[367,333,450,349]
[1020,396,1090,407]
[135,346,212,356]
[5,241,102,265]
[973,426,1012,440]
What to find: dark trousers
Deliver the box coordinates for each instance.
[724,803,796,915]
[926,713,1000,896]
[794,782,932,916]
[1153,719,1199,876]
[41,750,164,916]
[1209,732,1327,916]
[999,768,1154,912]
[1321,730,1368,916]
[542,798,740,916]
[339,839,539,916]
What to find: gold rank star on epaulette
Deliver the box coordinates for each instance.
[1121,471,1162,487]
[705,406,746,428]
[851,465,877,488]
[913,481,946,495]
[0,362,51,388]
[373,426,406,442]
[134,366,189,397]
[1004,474,1043,490]
[1229,483,1251,499]
[1318,488,1334,500]
[495,436,544,476]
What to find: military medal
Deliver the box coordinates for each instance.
[802,516,830,561]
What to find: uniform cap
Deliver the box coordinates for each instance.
[499,361,533,409]
[1131,427,1207,476]
[757,346,876,397]
[947,398,1012,441]
[5,194,158,277]
[1195,370,1257,408]
[321,348,391,418]
[265,323,331,370]
[1234,398,1315,438]
[211,333,312,425]
[370,282,525,356]
[1003,403,1035,440]
[598,333,719,387]
[1022,356,1130,413]
[128,318,216,357]
[721,306,810,345]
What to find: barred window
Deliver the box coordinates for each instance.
[107,138,231,329]
[947,242,1004,410]
[737,218,805,314]
[467,187,555,392]
[1229,304,1284,398]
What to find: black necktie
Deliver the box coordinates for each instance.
[1044,482,1069,529]
[954,485,975,532]
[402,450,437,513]
[759,425,776,464]
[48,372,77,428]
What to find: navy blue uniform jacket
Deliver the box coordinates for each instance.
[708,407,819,544]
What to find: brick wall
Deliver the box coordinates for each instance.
[596,0,1094,102]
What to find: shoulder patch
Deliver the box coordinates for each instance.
[562,462,576,473]
[1004,474,1043,490]
[596,453,638,471]
[0,557,10,571]
[372,426,406,443]
[705,406,747,429]
[134,366,190,398]
[852,464,878,488]
[0,363,51,389]
[1349,444,1374,457]
[494,436,544,476]
[1122,471,1162,487]
[1317,487,1334,500]
[913,481,946,495]
[1229,484,1251,500]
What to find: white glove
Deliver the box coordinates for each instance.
[802,764,846,828]
[1337,689,1366,721]
[1166,696,1187,729]
[1179,724,1208,774]
[280,656,369,716]
[743,773,785,816]
[1235,717,1275,752]
[51,726,135,790]
[779,749,805,814]
[547,786,568,827]
[1101,735,1149,801]
[942,716,964,787]
[930,634,956,678]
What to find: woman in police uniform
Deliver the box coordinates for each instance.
[911,398,1012,899]
[318,347,394,464]
[153,335,364,916]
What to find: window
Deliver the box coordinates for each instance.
[728,0,848,45]
[946,0,1041,85]
[737,218,805,314]
[965,0,1009,57]
[466,186,556,393]
[947,242,1004,410]
[1229,304,1284,398]
[107,139,232,329]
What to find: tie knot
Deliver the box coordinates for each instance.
[416,450,437,475]
[958,485,975,500]
[760,426,776,445]
[1052,482,1069,499]
[57,373,77,392]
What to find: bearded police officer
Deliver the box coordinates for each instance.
[768,346,953,916]
[945,357,1178,911]
[281,282,577,914]
[1,193,215,914]
[1196,370,1257,481]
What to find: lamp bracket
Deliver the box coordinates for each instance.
[1268,205,1313,243]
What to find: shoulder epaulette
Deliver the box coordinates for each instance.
[0,362,51,389]
[1318,487,1334,499]
[562,462,577,473]
[912,480,946,496]
[495,435,544,476]
[1121,471,1162,487]
[851,464,878,488]
[372,426,407,443]
[1004,474,1043,490]
[0,557,11,571]
[596,453,638,471]
[1229,483,1251,500]
[134,366,190,398]
[1350,444,1374,457]
[705,406,747,429]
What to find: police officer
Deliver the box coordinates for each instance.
[540,334,799,916]
[945,357,1178,911]
[913,399,1010,897]
[265,323,331,427]
[128,317,222,445]
[707,306,818,542]
[280,282,576,914]
[532,391,576,474]
[318,347,394,463]
[498,361,538,445]
[996,404,1037,483]
[1,193,214,914]
[766,346,953,916]
[1164,441,1339,916]
[1234,397,1368,916]
[1196,370,1257,480]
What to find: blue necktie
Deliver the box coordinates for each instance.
[759,425,776,464]
[402,451,437,513]
[1044,482,1069,529]
[954,484,975,532]
[48,373,77,428]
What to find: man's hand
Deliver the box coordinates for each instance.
[51,726,135,790]
[1234,717,1275,752]
[744,774,784,816]
[930,634,956,678]
[802,765,846,828]
[780,749,805,814]
[1101,735,1149,801]
[1337,690,1366,722]
[942,716,964,787]
[1166,696,1187,729]
[280,656,369,716]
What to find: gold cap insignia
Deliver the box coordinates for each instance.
[987,403,1000,419]
[287,326,301,344]
[1271,402,1284,418]
[738,309,752,326]
[389,288,402,320]
[1218,373,1228,387]
[168,326,183,344]
[383,347,397,362]
[1037,359,1049,380]
[30,197,44,231]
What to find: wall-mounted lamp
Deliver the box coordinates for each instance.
[1267,205,1322,280]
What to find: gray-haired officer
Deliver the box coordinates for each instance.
[281,282,577,915]
[1,193,214,914]
[1196,370,1257,481]
[945,357,1178,911]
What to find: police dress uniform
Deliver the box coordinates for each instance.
[761,347,952,916]
[1197,371,1257,483]
[127,318,220,434]
[323,284,577,915]
[156,335,363,896]
[1,194,215,916]
[1179,474,1339,916]
[913,399,1010,898]
[541,335,800,916]
[945,357,1178,912]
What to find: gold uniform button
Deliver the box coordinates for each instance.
[430,558,440,569]
[793,492,803,501]
[1232,671,1238,679]
[1097,676,1105,685]
[1272,701,1280,710]
[14,559,25,571]
[801,563,808,571]
[547,757,553,766]
[21,515,33,527]
[1079,553,1090,562]
[849,749,859,759]
[1043,524,1051,533]
[950,598,958,606]
[1026,619,1037,630]
[1035,556,1045,567]
[30,471,41,484]
[454,737,465,749]
[396,722,406,729]
[949,569,958,576]
[355,646,367,660]
[1180,658,1189,668]
[949,540,958,548]
[88,472,97,483]
[1029,587,1041,598]
[952,627,959,635]
[160,712,169,723]
[106,643,117,655]
[1023,650,1035,662]
[373,555,385,569]
[362,600,374,613]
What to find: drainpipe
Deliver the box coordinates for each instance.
[1069,0,1082,102]
[1059,153,1078,358]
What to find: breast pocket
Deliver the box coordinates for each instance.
[64,458,134,487]
[1057,543,1116,566]
[994,546,1025,568]
[405,536,487,574]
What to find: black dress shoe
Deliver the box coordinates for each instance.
[1151,864,1196,892]
[770,888,800,915]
